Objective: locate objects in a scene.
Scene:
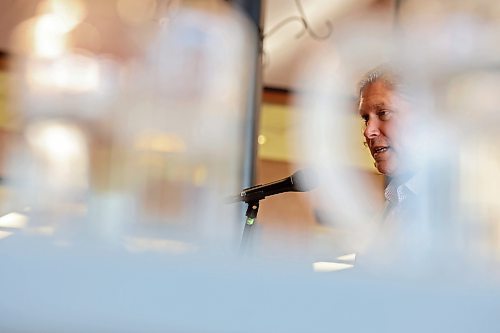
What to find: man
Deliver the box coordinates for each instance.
[357,66,428,266]
[358,66,416,209]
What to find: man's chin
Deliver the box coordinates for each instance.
[375,161,396,176]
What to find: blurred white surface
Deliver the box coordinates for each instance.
[0,239,499,333]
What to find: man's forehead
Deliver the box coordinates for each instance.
[359,87,400,112]
[358,97,391,113]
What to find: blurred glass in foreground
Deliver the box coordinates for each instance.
[0,1,500,333]
[4,0,253,253]
[295,1,500,279]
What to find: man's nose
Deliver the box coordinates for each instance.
[364,120,380,140]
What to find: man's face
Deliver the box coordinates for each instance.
[358,80,408,176]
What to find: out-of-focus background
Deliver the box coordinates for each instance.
[1,1,500,332]
[0,0,391,258]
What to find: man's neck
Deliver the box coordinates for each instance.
[386,171,414,187]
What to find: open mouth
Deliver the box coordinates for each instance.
[373,146,389,157]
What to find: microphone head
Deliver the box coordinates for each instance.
[290,168,318,192]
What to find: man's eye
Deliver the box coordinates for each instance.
[378,110,392,120]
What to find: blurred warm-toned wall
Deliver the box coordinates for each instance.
[253,89,386,257]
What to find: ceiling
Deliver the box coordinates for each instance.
[0,0,397,89]
[262,0,396,89]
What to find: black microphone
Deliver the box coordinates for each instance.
[237,169,317,203]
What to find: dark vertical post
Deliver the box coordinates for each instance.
[228,0,263,254]
[230,0,263,188]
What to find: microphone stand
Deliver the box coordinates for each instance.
[239,200,260,255]
[236,169,317,255]
[244,201,260,226]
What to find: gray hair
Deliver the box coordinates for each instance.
[358,65,403,96]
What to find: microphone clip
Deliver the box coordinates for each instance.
[244,200,260,226]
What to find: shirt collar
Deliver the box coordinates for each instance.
[384,173,419,204]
